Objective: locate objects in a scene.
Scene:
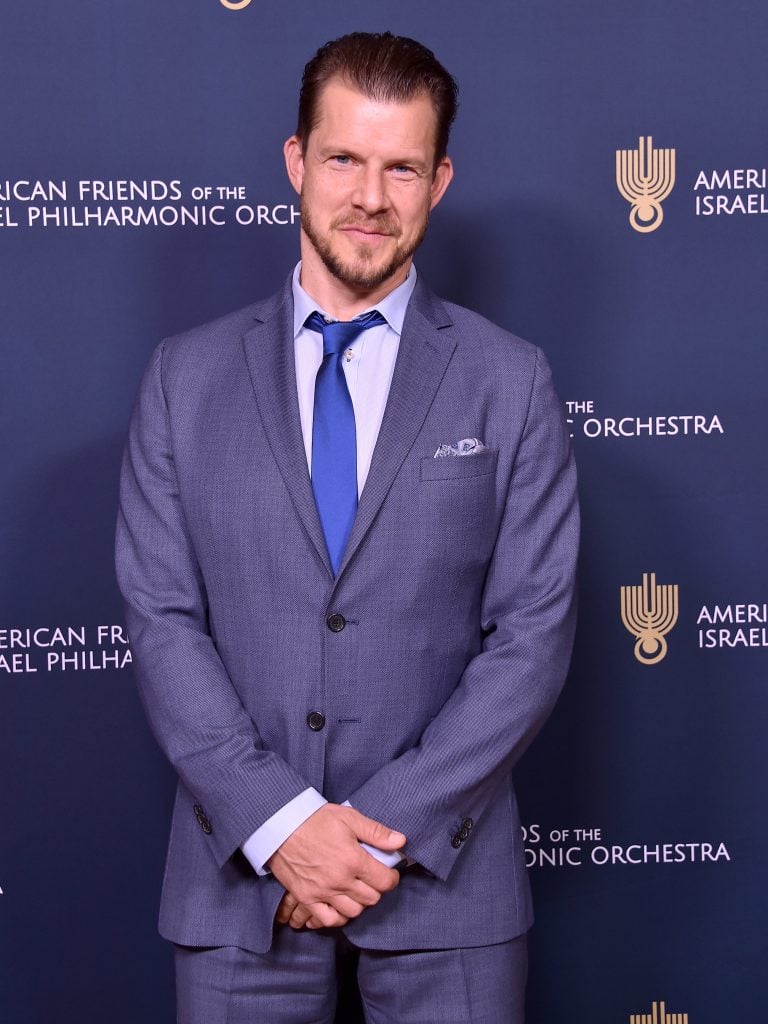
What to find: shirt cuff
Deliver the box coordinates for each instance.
[341,799,408,868]
[242,788,327,876]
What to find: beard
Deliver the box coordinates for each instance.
[300,193,429,292]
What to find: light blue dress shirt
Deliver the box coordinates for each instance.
[241,262,417,875]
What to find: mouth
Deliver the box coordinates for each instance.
[340,227,390,240]
[337,222,396,243]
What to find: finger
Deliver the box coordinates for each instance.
[276,894,298,924]
[341,879,383,908]
[288,903,314,929]
[327,893,367,920]
[343,808,406,851]
[288,903,351,930]
[306,916,347,929]
[306,915,330,929]
[356,858,401,894]
[305,901,352,929]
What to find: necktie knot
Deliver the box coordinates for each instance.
[305,310,388,357]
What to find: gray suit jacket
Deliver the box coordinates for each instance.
[115,274,579,954]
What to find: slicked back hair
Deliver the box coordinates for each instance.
[296,32,459,169]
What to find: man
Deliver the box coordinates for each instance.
[116,31,578,1024]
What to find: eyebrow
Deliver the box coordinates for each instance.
[316,145,430,170]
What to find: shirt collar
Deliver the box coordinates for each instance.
[291,261,417,339]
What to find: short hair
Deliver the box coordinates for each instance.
[297,32,459,167]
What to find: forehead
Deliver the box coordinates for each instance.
[309,77,438,155]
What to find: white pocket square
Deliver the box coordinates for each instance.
[433,437,488,458]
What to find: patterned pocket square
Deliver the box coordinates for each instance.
[434,437,488,458]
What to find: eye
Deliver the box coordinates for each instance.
[332,155,353,165]
[391,164,419,179]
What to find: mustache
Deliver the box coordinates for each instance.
[332,215,400,236]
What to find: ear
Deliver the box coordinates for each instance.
[284,135,305,195]
[429,156,454,211]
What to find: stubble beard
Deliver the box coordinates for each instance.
[300,193,429,292]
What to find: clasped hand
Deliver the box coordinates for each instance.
[268,803,406,930]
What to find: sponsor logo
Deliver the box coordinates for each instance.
[629,1000,689,1024]
[615,585,767,658]
[523,824,730,870]
[694,167,768,216]
[621,573,679,665]
[616,136,676,233]
[566,401,723,440]
[612,136,767,223]
[616,579,766,659]
[697,603,768,649]
[0,178,299,231]
[0,624,132,674]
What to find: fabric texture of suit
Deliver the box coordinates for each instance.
[115,273,579,955]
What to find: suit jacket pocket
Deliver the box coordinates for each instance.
[420,448,498,481]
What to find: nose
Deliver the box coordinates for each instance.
[352,165,389,215]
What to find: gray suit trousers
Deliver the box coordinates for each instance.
[174,929,528,1024]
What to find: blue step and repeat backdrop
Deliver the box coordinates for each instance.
[1,2,766,1021]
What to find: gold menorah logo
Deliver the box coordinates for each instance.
[616,136,676,233]
[621,573,679,665]
[629,999,689,1024]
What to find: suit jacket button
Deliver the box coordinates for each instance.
[193,805,212,832]
[462,818,473,830]
[458,826,469,840]
[327,613,346,632]
[451,835,462,849]
[307,711,326,731]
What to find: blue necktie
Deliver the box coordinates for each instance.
[305,309,387,574]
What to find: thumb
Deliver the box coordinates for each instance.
[346,808,406,850]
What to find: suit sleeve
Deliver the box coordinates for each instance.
[115,342,312,868]
[347,347,579,882]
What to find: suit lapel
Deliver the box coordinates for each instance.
[241,278,334,578]
[335,280,456,581]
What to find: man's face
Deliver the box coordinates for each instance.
[284,78,453,295]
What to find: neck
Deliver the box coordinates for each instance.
[298,241,410,320]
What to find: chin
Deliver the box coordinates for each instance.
[334,260,406,292]
[318,244,410,292]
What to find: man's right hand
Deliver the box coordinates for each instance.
[267,803,405,928]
